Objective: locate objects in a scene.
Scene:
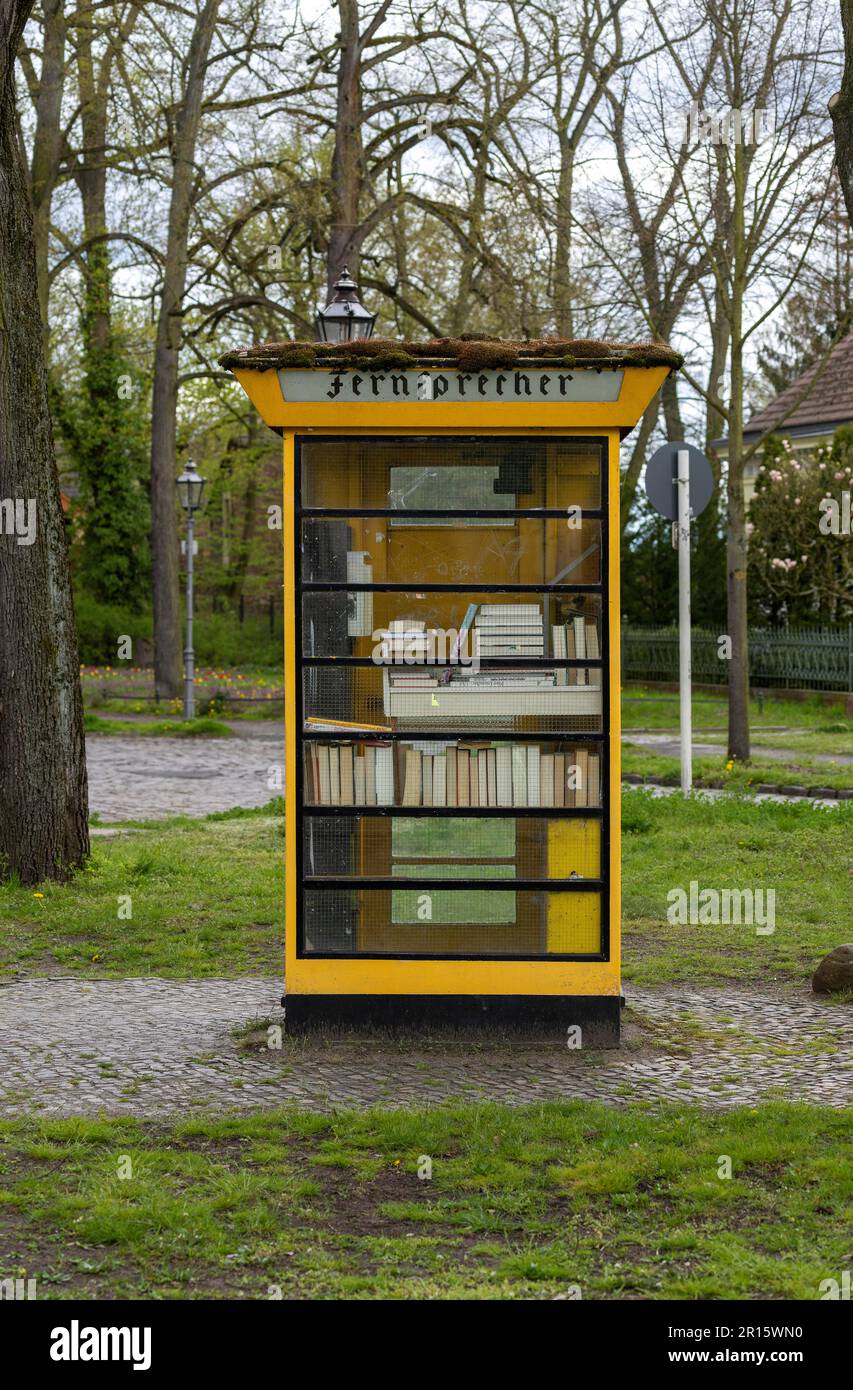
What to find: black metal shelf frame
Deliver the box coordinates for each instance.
[294,433,611,962]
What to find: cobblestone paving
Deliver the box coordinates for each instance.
[86,729,283,821]
[0,977,848,1118]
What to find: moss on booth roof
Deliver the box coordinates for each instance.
[218,334,682,373]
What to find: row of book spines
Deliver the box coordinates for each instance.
[303,741,600,808]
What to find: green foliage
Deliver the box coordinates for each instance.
[74,591,281,669]
[193,610,282,667]
[748,430,853,623]
[53,255,151,611]
[74,592,152,665]
[621,491,726,627]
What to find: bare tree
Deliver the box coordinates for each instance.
[149,0,222,700]
[660,0,837,760]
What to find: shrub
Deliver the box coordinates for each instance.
[74,592,153,665]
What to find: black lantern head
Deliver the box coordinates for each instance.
[316,266,377,342]
[176,459,207,513]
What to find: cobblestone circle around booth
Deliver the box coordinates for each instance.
[0,976,849,1117]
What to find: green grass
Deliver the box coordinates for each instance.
[84,713,234,737]
[0,1102,847,1299]
[622,792,853,985]
[0,815,283,978]
[622,743,853,793]
[695,726,853,759]
[0,794,848,988]
[623,684,847,731]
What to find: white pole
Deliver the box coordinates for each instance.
[677,448,692,793]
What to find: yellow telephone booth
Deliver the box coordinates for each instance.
[221,336,676,1042]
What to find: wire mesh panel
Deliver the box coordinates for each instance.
[301,437,603,511]
[302,888,602,956]
[302,815,602,880]
[301,517,602,586]
[302,590,603,659]
[302,668,603,732]
[295,435,610,961]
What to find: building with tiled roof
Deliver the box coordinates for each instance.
[712,334,853,503]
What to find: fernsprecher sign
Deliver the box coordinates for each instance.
[278,367,624,404]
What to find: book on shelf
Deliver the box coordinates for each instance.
[456,747,470,806]
[496,745,513,806]
[329,746,341,804]
[402,749,422,806]
[353,758,365,807]
[452,603,479,660]
[446,745,458,807]
[479,604,540,615]
[573,749,588,808]
[302,738,602,809]
[364,745,376,804]
[589,751,600,806]
[573,617,587,686]
[422,754,433,806]
[527,744,540,806]
[375,745,395,805]
[433,753,447,806]
[540,752,554,806]
[511,746,527,806]
[339,744,354,805]
[553,753,565,807]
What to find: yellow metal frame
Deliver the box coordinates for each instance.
[282,422,625,1001]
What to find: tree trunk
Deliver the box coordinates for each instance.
[0,0,89,884]
[553,128,574,337]
[150,0,220,700]
[726,147,750,762]
[620,396,660,531]
[327,0,365,293]
[831,0,853,224]
[28,0,65,339]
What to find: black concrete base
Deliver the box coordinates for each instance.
[284,994,621,1046]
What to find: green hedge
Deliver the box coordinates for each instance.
[74,593,282,668]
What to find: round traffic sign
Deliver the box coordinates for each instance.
[644,441,715,520]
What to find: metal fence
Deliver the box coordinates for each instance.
[622,625,853,692]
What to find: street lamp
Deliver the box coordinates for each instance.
[176,460,207,720]
[316,266,377,341]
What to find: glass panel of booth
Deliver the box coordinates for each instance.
[299,436,603,511]
[301,516,602,585]
[302,888,602,957]
[295,434,608,960]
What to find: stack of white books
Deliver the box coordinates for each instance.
[474,603,544,657]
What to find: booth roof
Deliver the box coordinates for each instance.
[218,335,681,373]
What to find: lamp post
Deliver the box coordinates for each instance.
[316,266,377,341]
[176,460,207,720]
